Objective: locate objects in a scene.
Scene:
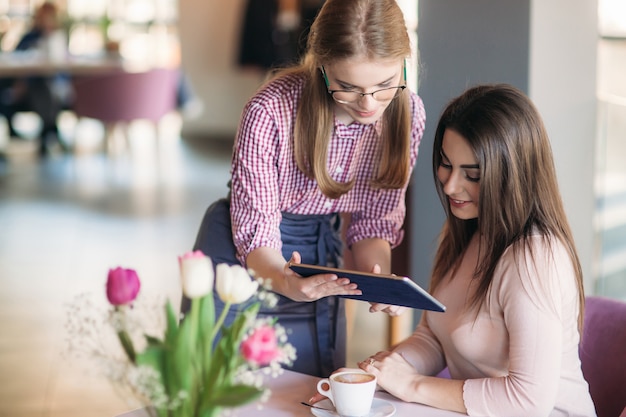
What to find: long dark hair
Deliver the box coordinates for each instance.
[430,84,585,329]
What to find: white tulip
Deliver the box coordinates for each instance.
[215,263,259,304]
[178,251,214,298]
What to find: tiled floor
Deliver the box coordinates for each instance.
[0,115,387,417]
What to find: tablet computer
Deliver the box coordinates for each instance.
[288,263,446,312]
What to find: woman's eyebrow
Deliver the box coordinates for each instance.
[335,74,397,89]
[441,150,478,168]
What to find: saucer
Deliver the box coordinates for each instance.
[310,398,396,417]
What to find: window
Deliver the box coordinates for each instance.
[595,43,626,300]
[0,0,179,68]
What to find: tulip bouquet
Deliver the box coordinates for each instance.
[67,251,296,417]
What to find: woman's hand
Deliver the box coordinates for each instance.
[368,302,407,317]
[307,367,354,405]
[365,263,407,317]
[308,353,422,406]
[283,252,362,302]
[359,352,467,414]
[357,351,421,403]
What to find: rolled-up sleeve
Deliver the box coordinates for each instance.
[230,101,283,265]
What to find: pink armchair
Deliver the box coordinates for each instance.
[435,296,626,417]
[579,296,626,417]
[71,67,179,152]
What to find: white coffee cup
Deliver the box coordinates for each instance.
[316,369,377,417]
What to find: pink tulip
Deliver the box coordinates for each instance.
[106,267,141,306]
[240,325,281,366]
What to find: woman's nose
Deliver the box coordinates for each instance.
[356,93,377,107]
[442,170,463,195]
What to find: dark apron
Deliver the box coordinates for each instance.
[185,198,346,377]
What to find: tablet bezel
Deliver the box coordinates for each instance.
[288,263,446,312]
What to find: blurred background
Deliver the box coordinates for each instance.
[0,0,624,416]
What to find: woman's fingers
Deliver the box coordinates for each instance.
[284,257,361,301]
[307,274,361,298]
[308,392,328,404]
[368,302,406,316]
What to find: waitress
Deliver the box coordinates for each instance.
[187,0,426,377]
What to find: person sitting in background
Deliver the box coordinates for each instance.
[238,0,325,73]
[0,2,70,156]
[312,84,597,416]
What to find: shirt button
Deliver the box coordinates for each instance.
[324,201,332,209]
[335,166,344,174]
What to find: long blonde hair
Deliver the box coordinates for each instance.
[430,84,585,330]
[269,0,413,199]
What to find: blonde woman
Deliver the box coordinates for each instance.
[188,0,425,377]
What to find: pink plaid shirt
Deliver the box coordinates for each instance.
[230,74,426,265]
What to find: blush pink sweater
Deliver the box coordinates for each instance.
[394,234,596,417]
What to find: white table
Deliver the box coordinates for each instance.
[0,51,126,77]
[116,369,466,417]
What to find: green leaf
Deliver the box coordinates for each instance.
[173,317,195,391]
[135,345,166,384]
[199,301,260,400]
[225,308,248,344]
[164,301,180,345]
[136,345,165,368]
[198,294,215,377]
[198,408,222,417]
[117,330,136,363]
[202,384,263,408]
[218,328,239,374]
[145,334,163,347]
[146,405,169,417]
[204,339,228,393]
[158,302,181,400]
[198,294,215,341]
[224,303,260,368]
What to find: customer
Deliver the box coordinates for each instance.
[0,2,69,156]
[189,0,426,377]
[315,84,595,416]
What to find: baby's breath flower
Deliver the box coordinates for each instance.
[262,361,286,378]
[254,278,279,308]
[259,388,271,404]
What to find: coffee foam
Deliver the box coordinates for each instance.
[333,373,375,384]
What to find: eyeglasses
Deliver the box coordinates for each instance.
[320,62,407,104]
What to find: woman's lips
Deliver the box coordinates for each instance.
[356,109,377,118]
[449,197,471,208]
